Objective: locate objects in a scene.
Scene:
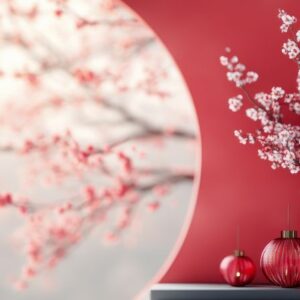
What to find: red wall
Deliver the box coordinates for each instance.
[123,0,300,283]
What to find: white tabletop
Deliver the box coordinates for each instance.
[150,283,300,300]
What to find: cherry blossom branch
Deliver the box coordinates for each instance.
[3,169,194,289]
[220,9,300,174]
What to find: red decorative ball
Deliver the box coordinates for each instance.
[261,230,300,288]
[220,250,256,286]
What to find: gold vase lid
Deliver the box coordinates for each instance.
[234,249,245,257]
[281,230,298,239]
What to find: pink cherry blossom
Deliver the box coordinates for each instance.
[0,0,196,289]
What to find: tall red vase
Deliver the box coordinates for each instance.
[261,230,300,288]
[220,249,256,286]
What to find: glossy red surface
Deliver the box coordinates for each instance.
[261,234,300,287]
[123,0,300,283]
[220,252,256,286]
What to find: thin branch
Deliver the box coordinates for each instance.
[240,86,282,122]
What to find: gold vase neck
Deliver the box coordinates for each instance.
[234,249,245,257]
[281,230,298,239]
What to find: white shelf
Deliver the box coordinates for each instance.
[150,284,300,299]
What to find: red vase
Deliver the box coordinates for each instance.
[261,230,300,288]
[220,250,256,286]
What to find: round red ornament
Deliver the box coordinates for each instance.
[261,230,300,288]
[220,249,256,286]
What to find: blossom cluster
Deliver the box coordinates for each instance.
[220,9,300,174]
[228,95,243,112]
[220,54,259,88]
[278,9,297,32]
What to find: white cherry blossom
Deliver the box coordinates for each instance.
[221,9,300,174]
[228,95,243,112]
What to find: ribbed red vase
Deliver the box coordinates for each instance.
[220,250,256,286]
[261,230,300,288]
